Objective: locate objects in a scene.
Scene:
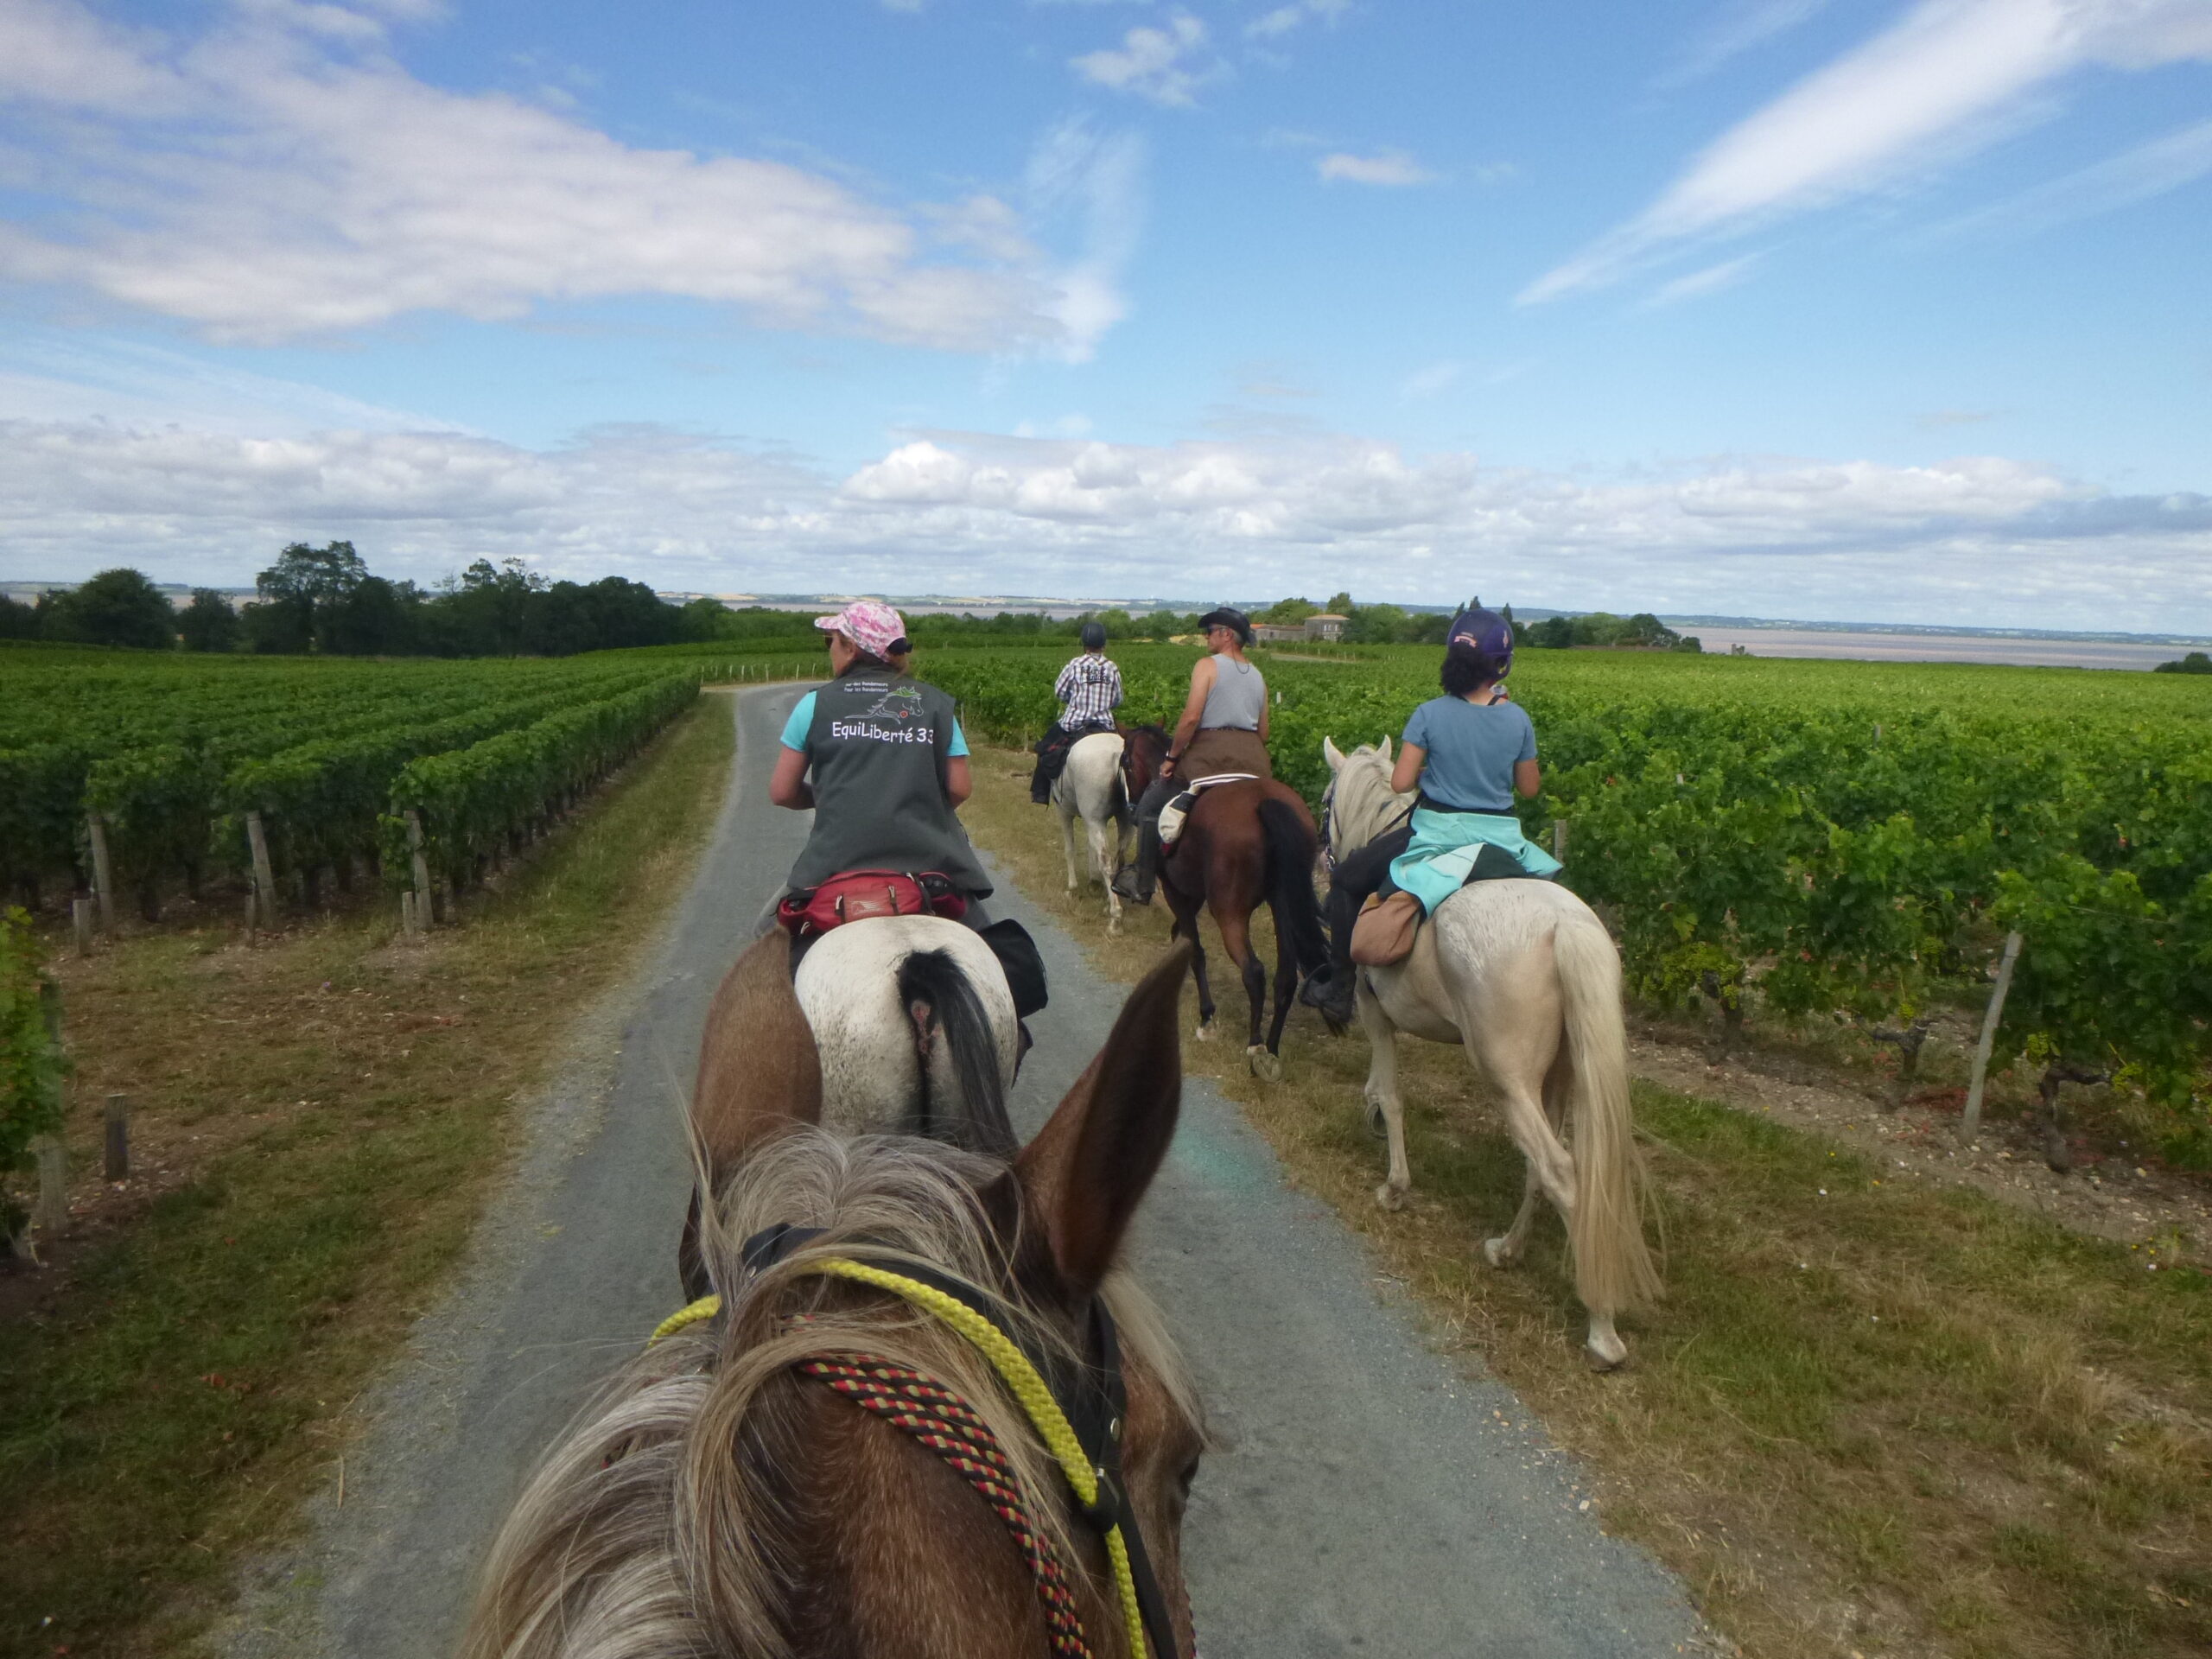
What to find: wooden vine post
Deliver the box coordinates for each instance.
[1551,818,1568,863]
[73,897,92,957]
[245,810,280,925]
[407,810,434,926]
[104,1093,131,1182]
[85,812,116,933]
[32,1137,67,1233]
[1961,930,2024,1142]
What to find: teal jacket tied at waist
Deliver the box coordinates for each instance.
[1387,805,1562,916]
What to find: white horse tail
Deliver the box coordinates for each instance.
[896,947,1016,1157]
[1553,918,1663,1316]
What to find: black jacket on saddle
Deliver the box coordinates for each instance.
[787,671,992,899]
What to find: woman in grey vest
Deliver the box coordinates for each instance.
[769,600,993,903]
[1113,606,1270,905]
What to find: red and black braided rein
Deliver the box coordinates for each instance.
[796,1355,1096,1658]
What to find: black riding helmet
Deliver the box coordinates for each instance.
[1079,620,1107,650]
[1196,606,1253,646]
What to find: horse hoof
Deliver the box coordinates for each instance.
[1375,1181,1406,1212]
[1247,1046,1281,1084]
[1482,1236,1518,1269]
[1585,1340,1629,1373]
[1192,1021,1215,1044]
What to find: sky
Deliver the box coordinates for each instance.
[0,0,2208,628]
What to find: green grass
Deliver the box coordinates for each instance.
[0,694,734,1658]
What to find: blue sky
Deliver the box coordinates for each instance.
[1,0,2208,627]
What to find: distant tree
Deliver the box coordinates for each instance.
[321,575,421,655]
[1403,610,1451,645]
[2153,650,2212,675]
[677,597,732,643]
[176,588,243,652]
[1617,613,1681,649]
[1529,614,1574,649]
[1259,596,1319,626]
[429,557,549,656]
[0,594,35,639]
[1672,634,1704,654]
[1323,591,1353,616]
[41,568,176,650]
[1344,602,1408,644]
[251,540,367,653]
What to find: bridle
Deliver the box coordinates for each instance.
[1318,755,1414,878]
[652,1224,1186,1659]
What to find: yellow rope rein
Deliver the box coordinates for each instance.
[649,1258,1150,1658]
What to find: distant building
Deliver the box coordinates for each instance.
[1251,622,1306,644]
[1304,613,1349,642]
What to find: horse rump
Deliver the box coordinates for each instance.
[1258,796,1330,979]
[897,946,1016,1156]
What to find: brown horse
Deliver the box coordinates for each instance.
[1121,725,1329,1080]
[462,934,1205,1659]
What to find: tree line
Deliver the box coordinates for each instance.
[0,546,701,658]
[1256,591,1699,651]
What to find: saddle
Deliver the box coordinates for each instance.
[1350,845,1551,967]
[777,869,967,938]
[1156,772,1263,852]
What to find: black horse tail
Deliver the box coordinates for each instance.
[897,947,1015,1157]
[1259,797,1331,978]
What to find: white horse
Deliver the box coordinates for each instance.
[1052,730,1135,932]
[1320,737,1661,1368]
[791,916,1021,1154]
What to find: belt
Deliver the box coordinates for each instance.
[1414,793,1515,817]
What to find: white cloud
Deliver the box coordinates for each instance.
[1398,361,1464,400]
[10,414,2209,629]
[1642,253,1761,306]
[1522,0,2212,304]
[1021,119,1148,360]
[1940,115,2212,239]
[1317,149,1438,187]
[1248,1,1350,41]
[1659,0,1834,87]
[1071,14,1218,106]
[0,1,1113,356]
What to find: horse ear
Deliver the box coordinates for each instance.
[1010,943,1189,1301]
[1322,735,1344,772]
[1379,734,1392,763]
[692,929,822,1188]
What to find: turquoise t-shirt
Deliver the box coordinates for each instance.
[781,691,969,757]
[1401,695,1536,811]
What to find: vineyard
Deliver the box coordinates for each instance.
[0,644,809,929]
[915,641,2212,1165]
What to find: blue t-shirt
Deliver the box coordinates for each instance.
[781,691,969,757]
[1401,695,1536,811]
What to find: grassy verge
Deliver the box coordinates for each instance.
[963,742,2212,1659]
[0,694,734,1659]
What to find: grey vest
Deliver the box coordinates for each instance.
[788,672,991,897]
[1200,653,1265,731]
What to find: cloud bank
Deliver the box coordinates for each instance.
[8,416,2207,630]
[0,0,1113,355]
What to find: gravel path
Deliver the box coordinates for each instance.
[220,686,1711,1658]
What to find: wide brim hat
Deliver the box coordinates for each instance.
[1197,606,1252,644]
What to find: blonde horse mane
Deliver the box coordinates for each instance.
[460,1127,1196,1659]
[1327,740,1410,857]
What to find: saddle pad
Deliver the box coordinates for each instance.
[1157,772,1262,851]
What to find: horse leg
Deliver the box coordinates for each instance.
[1265,899,1298,1058]
[1090,811,1122,933]
[1058,802,1081,894]
[1358,977,1412,1209]
[1168,888,1217,1039]
[1486,1051,1569,1270]
[1217,906,1275,1081]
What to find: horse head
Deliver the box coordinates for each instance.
[1319,734,1407,861]
[1118,721,1171,804]
[469,944,1205,1659]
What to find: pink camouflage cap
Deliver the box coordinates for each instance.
[814,599,907,658]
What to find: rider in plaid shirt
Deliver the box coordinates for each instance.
[1030,621,1123,803]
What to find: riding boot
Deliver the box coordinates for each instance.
[1112,821,1159,905]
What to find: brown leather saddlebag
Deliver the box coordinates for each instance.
[1349,889,1422,966]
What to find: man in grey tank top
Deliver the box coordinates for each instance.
[1114,607,1272,905]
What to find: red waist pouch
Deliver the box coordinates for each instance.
[777,869,967,937]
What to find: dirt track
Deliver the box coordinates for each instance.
[219,686,1713,1659]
